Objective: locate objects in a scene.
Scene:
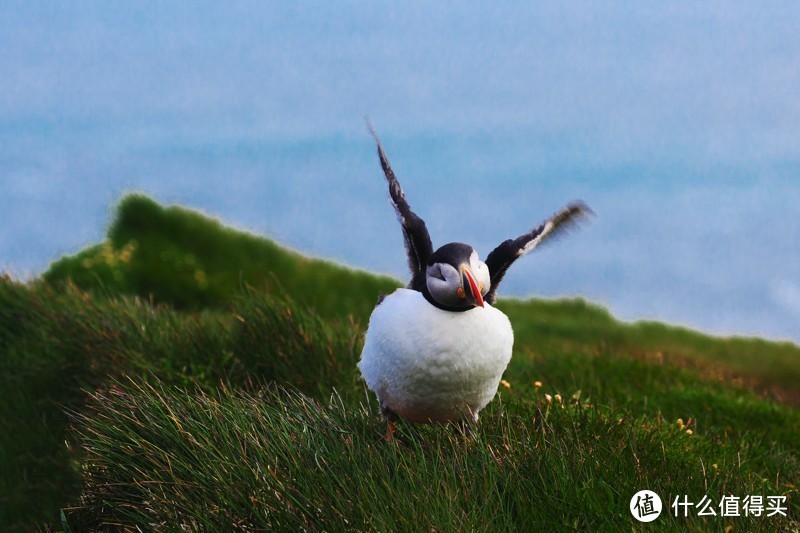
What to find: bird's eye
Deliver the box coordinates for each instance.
[428,264,446,281]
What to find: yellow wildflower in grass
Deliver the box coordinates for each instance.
[118,240,137,264]
[554,394,562,404]
[685,429,693,435]
[194,270,208,289]
[101,240,117,266]
[499,379,511,389]
[533,381,542,389]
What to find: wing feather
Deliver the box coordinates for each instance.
[367,121,433,288]
[483,202,593,304]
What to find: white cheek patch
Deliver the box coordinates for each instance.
[469,255,491,296]
[426,262,462,307]
[427,263,445,281]
[478,262,491,295]
[441,263,459,283]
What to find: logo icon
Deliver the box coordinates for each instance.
[630,490,663,522]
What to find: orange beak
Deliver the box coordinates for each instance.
[460,266,485,308]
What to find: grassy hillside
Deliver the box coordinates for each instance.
[498,299,800,401]
[2,194,799,530]
[45,194,400,320]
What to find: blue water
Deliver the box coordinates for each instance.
[2,3,800,342]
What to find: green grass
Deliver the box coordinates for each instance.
[2,194,799,530]
[44,194,400,320]
[0,279,364,529]
[65,378,798,530]
[498,298,800,399]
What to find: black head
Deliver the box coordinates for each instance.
[423,242,491,311]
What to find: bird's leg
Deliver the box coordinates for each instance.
[453,408,479,438]
[380,400,399,441]
[454,418,475,437]
[386,420,397,441]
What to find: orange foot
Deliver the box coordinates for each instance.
[385,420,397,441]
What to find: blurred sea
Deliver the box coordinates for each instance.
[2,2,799,342]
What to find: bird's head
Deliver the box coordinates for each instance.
[425,242,490,310]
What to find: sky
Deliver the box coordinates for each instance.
[2,2,799,342]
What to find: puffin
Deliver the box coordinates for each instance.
[358,126,591,431]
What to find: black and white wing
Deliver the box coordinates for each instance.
[368,123,433,290]
[483,202,593,304]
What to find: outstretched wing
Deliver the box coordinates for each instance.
[483,202,593,304]
[367,122,433,289]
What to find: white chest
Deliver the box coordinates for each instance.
[358,289,514,422]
